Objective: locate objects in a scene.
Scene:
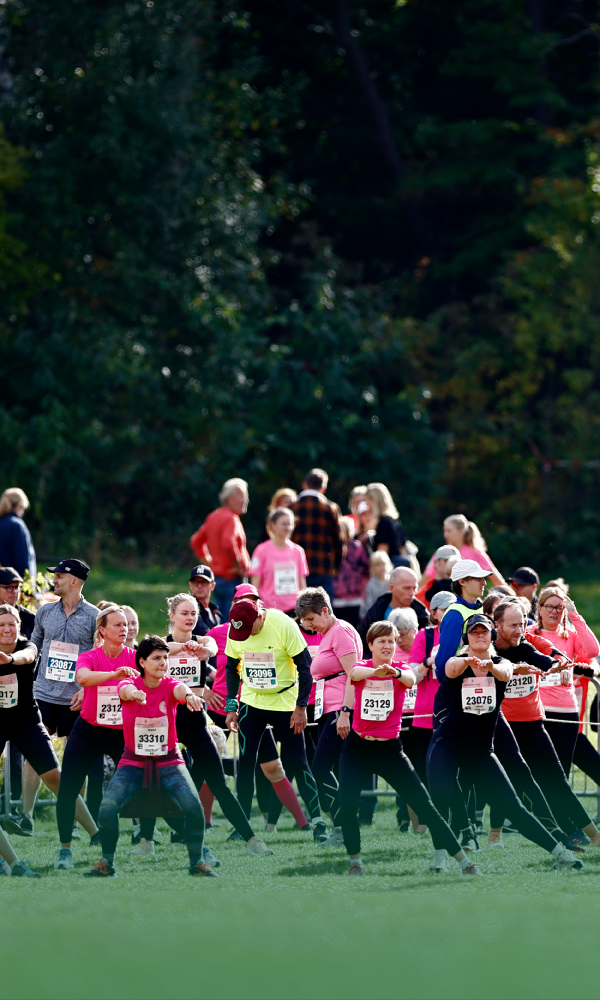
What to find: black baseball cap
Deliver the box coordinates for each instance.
[465,614,495,634]
[0,567,23,584]
[509,567,540,586]
[190,564,215,583]
[47,558,90,581]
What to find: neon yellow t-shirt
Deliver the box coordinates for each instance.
[225,609,307,712]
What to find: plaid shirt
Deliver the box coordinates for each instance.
[291,491,343,577]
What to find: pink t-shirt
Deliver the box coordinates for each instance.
[249,539,309,612]
[76,645,138,728]
[117,674,185,767]
[424,544,498,580]
[206,623,230,716]
[528,614,600,713]
[352,658,413,740]
[310,619,362,713]
[410,626,439,730]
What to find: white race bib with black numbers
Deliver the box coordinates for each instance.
[46,640,78,683]
[539,671,562,687]
[169,654,201,687]
[134,716,168,756]
[314,678,324,721]
[461,676,496,715]
[96,685,122,726]
[274,564,299,596]
[403,682,417,713]
[244,651,277,689]
[0,673,18,708]
[505,671,536,699]
[361,679,394,721]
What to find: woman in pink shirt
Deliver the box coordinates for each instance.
[420,514,505,589]
[528,586,600,775]
[250,508,308,614]
[337,620,479,876]
[296,586,362,848]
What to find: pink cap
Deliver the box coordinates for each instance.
[233,583,259,600]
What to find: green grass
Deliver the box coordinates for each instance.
[3,799,600,999]
[4,564,599,999]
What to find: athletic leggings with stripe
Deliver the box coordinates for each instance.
[236,703,321,821]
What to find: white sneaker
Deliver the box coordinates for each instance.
[54,849,74,870]
[317,827,345,848]
[554,845,583,871]
[246,836,274,857]
[131,839,155,857]
[488,831,505,849]
[429,849,450,873]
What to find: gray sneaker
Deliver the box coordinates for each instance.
[202,845,222,869]
[312,819,328,844]
[54,848,74,870]
[429,849,450,874]
[3,813,34,838]
[318,827,345,848]
[11,860,41,878]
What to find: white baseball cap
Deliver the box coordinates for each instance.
[450,558,492,582]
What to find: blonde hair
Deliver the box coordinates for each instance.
[444,514,487,553]
[268,488,297,511]
[120,604,138,619]
[0,488,29,518]
[545,578,569,594]
[366,483,399,520]
[339,515,356,543]
[166,593,198,628]
[97,600,114,611]
[535,586,570,639]
[348,486,367,512]
[370,550,393,574]
[95,604,126,646]
[0,602,21,631]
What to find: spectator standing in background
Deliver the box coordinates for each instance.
[420,514,505,589]
[190,478,250,620]
[250,508,308,616]
[360,550,393,619]
[359,566,428,656]
[365,483,406,566]
[347,486,368,532]
[0,567,36,640]
[332,516,370,628]
[0,489,36,584]
[188,564,222,633]
[258,489,298,543]
[509,567,540,617]
[291,469,342,605]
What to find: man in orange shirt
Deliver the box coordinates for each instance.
[190,479,251,618]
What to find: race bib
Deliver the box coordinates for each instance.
[314,678,324,720]
[0,673,18,708]
[361,679,394,721]
[403,683,417,713]
[96,685,122,726]
[46,640,79,683]
[169,654,201,687]
[540,671,562,687]
[274,564,299,596]
[575,683,584,716]
[505,671,537,700]
[134,716,168,756]
[308,646,319,659]
[461,676,496,715]
[244,651,277,689]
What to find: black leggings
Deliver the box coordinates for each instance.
[56,717,124,844]
[339,731,461,857]
[142,707,254,842]
[312,711,346,825]
[544,711,579,774]
[207,711,286,827]
[427,741,558,854]
[573,732,600,785]
[488,714,563,837]
[236,703,320,820]
[508,719,592,834]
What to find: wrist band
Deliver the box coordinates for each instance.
[225,698,239,713]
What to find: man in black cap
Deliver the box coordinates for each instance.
[509,567,540,618]
[188,565,222,635]
[0,567,36,640]
[9,559,98,838]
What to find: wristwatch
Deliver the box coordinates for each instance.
[340,706,351,714]
[6,655,13,666]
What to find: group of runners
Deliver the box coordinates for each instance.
[0,506,599,880]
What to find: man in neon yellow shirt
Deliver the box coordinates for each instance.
[225,600,327,841]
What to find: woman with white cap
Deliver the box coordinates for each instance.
[419,515,504,592]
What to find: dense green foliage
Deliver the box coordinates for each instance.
[0,0,598,566]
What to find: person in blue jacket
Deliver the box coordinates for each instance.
[0,489,36,584]
[434,559,491,681]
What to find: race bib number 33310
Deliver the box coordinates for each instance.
[134,716,168,756]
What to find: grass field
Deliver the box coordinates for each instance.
[3,564,600,1000]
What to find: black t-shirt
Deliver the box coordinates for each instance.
[17,605,36,641]
[0,638,39,725]
[166,632,208,687]
[432,655,510,755]
[498,638,553,671]
[425,578,453,603]
[373,516,405,557]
